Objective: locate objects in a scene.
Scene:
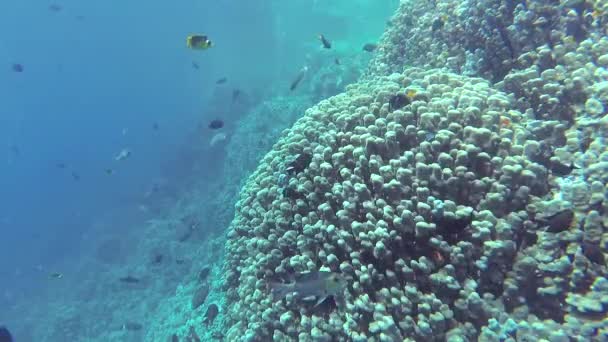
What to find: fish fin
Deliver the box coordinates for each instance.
[313,295,328,307]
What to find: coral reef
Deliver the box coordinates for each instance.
[218,0,608,340]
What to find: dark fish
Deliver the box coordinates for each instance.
[152,122,159,130]
[550,160,579,176]
[388,93,411,111]
[176,259,186,265]
[431,16,445,32]
[270,271,348,306]
[192,284,210,309]
[334,58,341,65]
[536,209,575,233]
[203,303,219,324]
[122,322,143,331]
[485,16,515,59]
[581,241,605,265]
[0,326,12,342]
[215,77,227,84]
[199,266,211,283]
[191,61,200,70]
[119,276,141,284]
[208,119,224,130]
[49,272,63,279]
[188,326,201,342]
[319,34,331,49]
[11,63,23,73]
[48,4,63,12]
[9,145,20,157]
[290,66,308,91]
[151,253,163,265]
[105,168,114,175]
[232,89,241,102]
[56,162,66,169]
[71,172,80,181]
[286,152,312,175]
[362,43,378,52]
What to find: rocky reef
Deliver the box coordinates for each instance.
[218,0,607,340]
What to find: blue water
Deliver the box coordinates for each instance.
[1,1,395,340]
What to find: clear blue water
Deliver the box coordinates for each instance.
[0,1,395,340]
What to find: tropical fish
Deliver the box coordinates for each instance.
[388,93,411,111]
[49,272,63,279]
[186,35,213,50]
[115,148,131,161]
[0,326,12,342]
[208,119,224,130]
[290,66,308,91]
[11,63,23,73]
[232,89,241,102]
[270,271,348,306]
[319,34,332,49]
[48,4,63,12]
[535,209,576,233]
[432,15,447,32]
[119,276,141,284]
[362,43,377,52]
[121,322,143,331]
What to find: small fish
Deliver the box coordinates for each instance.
[270,271,348,306]
[290,66,308,91]
[285,152,312,176]
[191,61,199,70]
[216,77,227,84]
[56,162,67,169]
[208,119,224,130]
[186,34,213,50]
[536,209,575,233]
[334,58,341,65]
[0,326,13,342]
[48,4,63,12]
[203,303,219,324]
[388,93,411,111]
[119,276,140,284]
[115,148,131,161]
[232,89,241,102]
[581,241,605,265]
[549,160,579,176]
[11,63,23,73]
[9,145,20,157]
[152,122,159,130]
[71,172,80,181]
[122,322,143,331]
[105,168,114,175]
[362,43,378,52]
[49,272,63,279]
[319,34,332,49]
[432,15,446,32]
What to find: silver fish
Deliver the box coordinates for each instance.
[270,271,348,306]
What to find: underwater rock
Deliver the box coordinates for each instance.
[191,284,210,310]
